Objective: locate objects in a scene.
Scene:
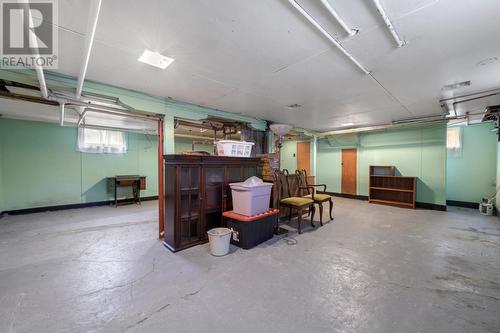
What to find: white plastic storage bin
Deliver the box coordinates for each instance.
[216,140,254,157]
[229,177,273,216]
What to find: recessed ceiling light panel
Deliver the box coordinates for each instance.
[138,50,174,69]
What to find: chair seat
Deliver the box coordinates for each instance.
[281,197,314,206]
[304,193,331,201]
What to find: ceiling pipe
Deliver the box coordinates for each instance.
[75,0,102,98]
[174,133,219,141]
[317,118,450,137]
[319,0,358,37]
[287,0,370,74]
[25,4,48,98]
[59,103,65,126]
[77,109,88,127]
[371,0,406,47]
[440,91,500,117]
[79,123,156,134]
[83,107,157,122]
[439,88,500,103]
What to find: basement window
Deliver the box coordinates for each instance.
[446,127,462,151]
[77,128,127,154]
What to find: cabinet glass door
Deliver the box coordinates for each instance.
[243,166,257,179]
[179,166,201,246]
[204,167,224,234]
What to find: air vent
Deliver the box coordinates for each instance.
[442,81,471,91]
[287,103,302,109]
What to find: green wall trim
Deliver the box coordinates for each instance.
[0,69,268,130]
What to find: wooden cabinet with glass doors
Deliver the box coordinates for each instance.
[163,155,262,252]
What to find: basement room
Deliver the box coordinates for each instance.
[0,0,499,332]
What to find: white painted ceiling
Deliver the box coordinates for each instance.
[27,0,500,130]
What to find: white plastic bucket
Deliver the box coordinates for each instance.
[207,228,232,256]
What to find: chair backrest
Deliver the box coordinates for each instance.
[274,169,300,200]
[295,169,311,196]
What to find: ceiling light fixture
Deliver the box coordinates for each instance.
[319,0,358,37]
[340,122,354,127]
[442,80,471,91]
[287,0,370,74]
[371,0,406,48]
[138,50,175,69]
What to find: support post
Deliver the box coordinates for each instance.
[158,118,165,239]
[311,135,317,177]
[163,114,175,154]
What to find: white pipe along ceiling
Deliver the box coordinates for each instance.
[26,3,49,99]
[76,0,102,99]
[286,0,370,74]
[319,0,358,37]
[371,0,406,47]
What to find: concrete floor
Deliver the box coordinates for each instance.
[0,198,499,333]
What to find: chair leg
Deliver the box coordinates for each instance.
[297,208,302,234]
[310,205,315,227]
[329,199,334,221]
[319,203,324,226]
[307,207,311,217]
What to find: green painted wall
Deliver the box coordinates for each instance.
[0,139,4,213]
[0,118,158,212]
[497,143,500,210]
[446,122,497,203]
[280,139,298,172]
[317,124,447,205]
[174,138,214,154]
[280,139,314,173]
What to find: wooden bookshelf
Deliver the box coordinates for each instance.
[369,166,416,209]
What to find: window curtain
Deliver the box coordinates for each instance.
[447,127,462,158]
[77,128,127,154]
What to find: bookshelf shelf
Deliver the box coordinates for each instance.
[369,166,416,209]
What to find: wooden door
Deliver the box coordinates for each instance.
[341,149,357,195]
[297,142,310,174]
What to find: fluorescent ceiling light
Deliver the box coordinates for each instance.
[138,50,174,69]
[340,122,354,127]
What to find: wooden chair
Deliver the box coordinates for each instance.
[274,169,315,234]
[296,169,333,226]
